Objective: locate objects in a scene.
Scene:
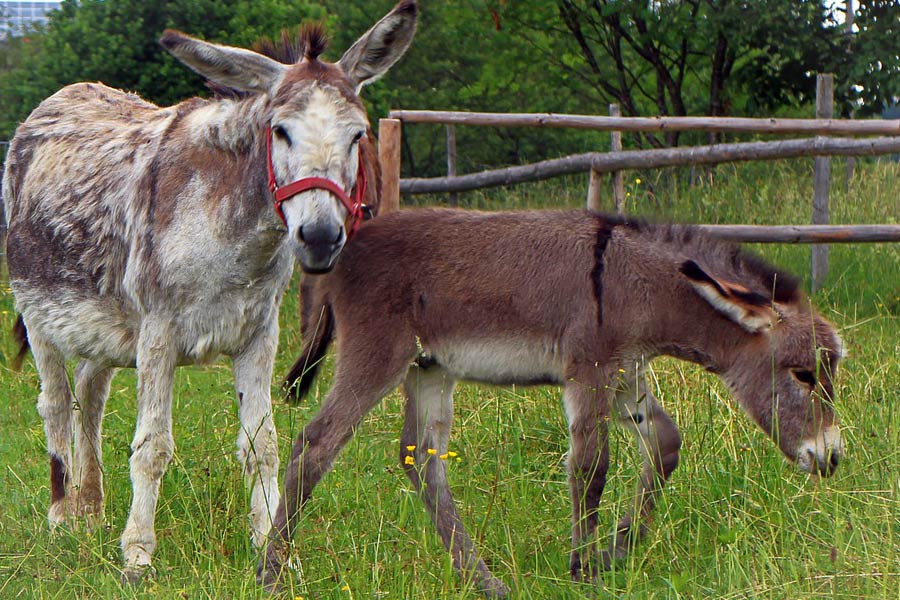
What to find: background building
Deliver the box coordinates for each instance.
[1,1,61,36]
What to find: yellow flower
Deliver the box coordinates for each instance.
[635,177,642,184]
[404,455,415,465]
[295,596,305,600]
[618,368,626,373]
[341,585,351,592]
[405,445,416,452]
[426,448,437,455]
[447,451,458,458]
[439,453,449,460]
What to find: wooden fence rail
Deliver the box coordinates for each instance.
[699,225,900,244]
[389,109,900,136]
[397,135,900,195]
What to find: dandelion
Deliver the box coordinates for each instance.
[618,368,626,373]
[294,596,305,600]
[405,445,416,452]
[426,448,437,455]
[439,453,449,460]
[447,451,458,458]
[341,585,351,592]
[635,177,642,185]
[404,455,415,466]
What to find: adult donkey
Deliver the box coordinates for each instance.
[262,208,843,596]
[2,0,416,581]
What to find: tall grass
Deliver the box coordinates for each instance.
[0,159,898,599]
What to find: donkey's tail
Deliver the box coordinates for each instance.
[283,287,334,405]
[11,313,29,371]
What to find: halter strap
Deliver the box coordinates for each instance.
[266,124,368,237]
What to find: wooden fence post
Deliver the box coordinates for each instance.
[586,168,602,211]
[587,104,624,212]
[609,104,625,213]
[379,118,402,214]
[446,124,458,206]
[811,74,833,292]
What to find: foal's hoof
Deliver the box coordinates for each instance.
[256,549,291,594]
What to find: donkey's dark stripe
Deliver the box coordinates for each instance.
[49,455,69,504]
[592,220,616,327]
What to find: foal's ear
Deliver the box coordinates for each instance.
[337,0,418,93]
[160,30,286,95]
[680,260,776,333]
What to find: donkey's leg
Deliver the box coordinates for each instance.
[232,316,280,548]
[604,363,681,567]
[71,360,116,523]
[400,365,510,598]
[30,330,75,527]
[121,318,176,582]
[563,369,612,584]
[258,353,411,589]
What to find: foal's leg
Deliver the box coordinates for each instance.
[258,351,411,589]
[604,363,681,567]
[400,365,510,598]
[232,316,280,547]
[29,330,75,527]
[121,318,177,582]
[563,367,612,584]
[71,360,116,523]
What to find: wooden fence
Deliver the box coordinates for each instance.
[378,75,900,290]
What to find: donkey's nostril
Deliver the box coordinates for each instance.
[297,225,307,243]
[829,452,839,468]
[333,227,344,244]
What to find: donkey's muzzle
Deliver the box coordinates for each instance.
[295,223,345,274]
[805,447,840,477]
[796,425,842,477]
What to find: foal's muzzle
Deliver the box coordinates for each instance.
[796,425,842,477]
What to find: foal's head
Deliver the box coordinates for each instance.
[160,1,417,273]
[680,258,843,476]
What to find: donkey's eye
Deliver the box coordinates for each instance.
[272,125,291,146]
[352,130,364,145]
[791,369,817,387]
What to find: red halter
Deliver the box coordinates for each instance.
[265,124,368,238]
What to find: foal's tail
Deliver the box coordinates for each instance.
[11,313,29,371]
[283,280,334,404]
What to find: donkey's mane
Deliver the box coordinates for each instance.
[255,22,329,64]
[638,221,801,304]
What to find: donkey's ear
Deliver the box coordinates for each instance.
[680,260,776,333]
[160,30,286,95]
[337,0,418,93]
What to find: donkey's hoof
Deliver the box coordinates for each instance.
[121,563,155,586]
[477,576,510,598]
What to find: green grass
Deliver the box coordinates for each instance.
[1,158,899,599]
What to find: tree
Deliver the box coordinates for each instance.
[0,0,323,138]
[543,1,846,147]
[844,0,900,117]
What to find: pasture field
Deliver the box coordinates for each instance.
[1,159,898,599]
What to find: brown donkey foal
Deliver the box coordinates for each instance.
[260,208,843,596]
